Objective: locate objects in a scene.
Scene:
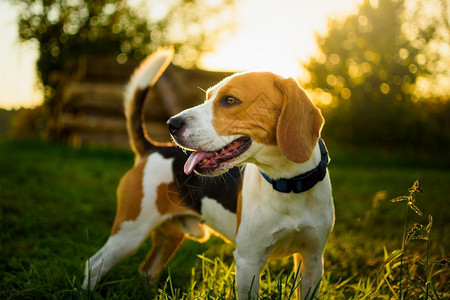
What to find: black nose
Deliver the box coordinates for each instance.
[167,117,185,136]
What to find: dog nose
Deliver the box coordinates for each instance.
[167,117,185,136]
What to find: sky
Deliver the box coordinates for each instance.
[0,0,364,109]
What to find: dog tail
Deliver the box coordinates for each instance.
[124,48,174,162]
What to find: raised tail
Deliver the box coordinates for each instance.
[124,48,174,163]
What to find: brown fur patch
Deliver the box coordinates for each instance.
[212,73,323,163]
[275,78,324,163]
[111,158,147,235]
[212,73,284,146]
[139,221,185,280]
[155,182,190,215]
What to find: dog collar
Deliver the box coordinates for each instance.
[259,138,329,193]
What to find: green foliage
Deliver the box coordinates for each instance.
[1,139,449,299]
[7,106,43,138]
[10,0,148,103]
[392,179,424,216]
[304,0,450,150]
[390,181,446,299]
[308,0,419,102]
[8,0,234,105]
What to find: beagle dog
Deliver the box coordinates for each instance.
[82,49,335,300]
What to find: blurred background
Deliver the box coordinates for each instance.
[1,0,448,151]
[1,1,449,298]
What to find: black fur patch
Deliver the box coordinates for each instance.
[130,88,154,155]
[156,146,241,214]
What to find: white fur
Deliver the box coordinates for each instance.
[83,52,335,300]
[173,79,335,299]
[201,197,237,243]
[124,48,174,121]
[170,75,240,153]
[83,152,176,289]
[235,161,334,299]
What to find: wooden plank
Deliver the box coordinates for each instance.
[75,56,139,82]
[58,113,172,142]
[62,81,168,119]
[59,114,126,133]
[50,56,236,148]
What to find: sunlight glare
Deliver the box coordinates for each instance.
[0,2,43,109]
[200,32,301,78]
[200,0,364,80]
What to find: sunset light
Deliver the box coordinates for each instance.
[1,0,449,109]
[0,0,364,109]
[199,0,365,77]
[2,0,449,298]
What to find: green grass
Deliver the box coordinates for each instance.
[0,138,448,299]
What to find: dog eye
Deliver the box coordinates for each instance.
[220,96,241,107]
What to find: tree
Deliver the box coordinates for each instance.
[8,0,234,105]
[303,0,450,148]
[402,0,450,97]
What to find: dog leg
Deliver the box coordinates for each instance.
[138,222,185,282]
[297,250,324,300]
[82,217,162,290]
[234,249,268,299]
[293,253,302,300]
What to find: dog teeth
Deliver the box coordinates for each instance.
[202,158,208,163]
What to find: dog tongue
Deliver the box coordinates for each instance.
[184,151,213,175]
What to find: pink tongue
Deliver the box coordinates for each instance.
[184,151,214,175]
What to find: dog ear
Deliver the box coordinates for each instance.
[275,78,324,163]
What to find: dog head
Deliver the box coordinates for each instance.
[168,72,324,176]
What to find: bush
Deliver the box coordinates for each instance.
[8,106,43,138]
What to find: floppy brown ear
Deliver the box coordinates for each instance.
[275,78,324,163]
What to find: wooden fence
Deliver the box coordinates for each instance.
[47,56,229,147]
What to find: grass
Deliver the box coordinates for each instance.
[0,138,448,299]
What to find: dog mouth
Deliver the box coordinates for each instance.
[184,136,252,175]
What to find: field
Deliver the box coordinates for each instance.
[0,138,448,299]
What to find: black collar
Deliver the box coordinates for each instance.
[259,138,329,193]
